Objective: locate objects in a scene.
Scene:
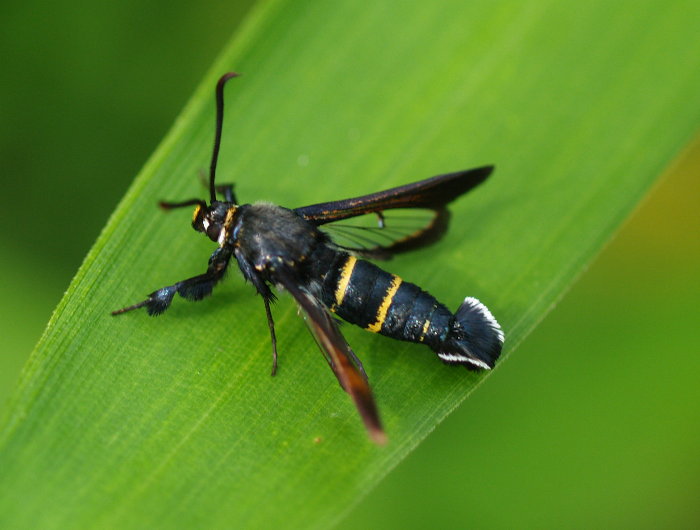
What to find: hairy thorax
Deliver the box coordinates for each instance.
[234,202,323,270]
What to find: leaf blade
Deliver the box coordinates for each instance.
[3,1,700,528]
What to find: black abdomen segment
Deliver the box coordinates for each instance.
[319,251,454,350]
[310,247,503,369]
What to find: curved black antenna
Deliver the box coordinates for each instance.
[209,72,240,203]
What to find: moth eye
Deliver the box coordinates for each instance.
[207,223,220,241]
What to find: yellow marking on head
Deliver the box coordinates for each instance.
[419,318,431,342]
[366,275,403,333]
[334,255,357,308]
[192,205,203,224]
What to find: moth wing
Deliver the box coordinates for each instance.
[315,207,449,259]
[294,166,492,223]
[276,271,386,444]
[294,166,492,258]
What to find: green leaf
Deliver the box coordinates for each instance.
[2,1,700,528]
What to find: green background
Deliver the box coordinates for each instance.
[1,1,698,528]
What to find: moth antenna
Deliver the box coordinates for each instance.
[210,72,240,203]
[159,198,207,210]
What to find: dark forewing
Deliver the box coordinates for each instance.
[275,270,386,444]
[294,166,493,223]
[294,166,493,258]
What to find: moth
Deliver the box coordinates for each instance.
[113,73,504,443]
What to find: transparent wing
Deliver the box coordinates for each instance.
[294,166,493,258]
[320,207,448,259]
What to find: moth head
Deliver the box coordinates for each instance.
[191,201,232,244]
[158,72,242,246]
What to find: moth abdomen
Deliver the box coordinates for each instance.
[321,251,503,370]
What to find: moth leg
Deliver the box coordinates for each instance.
[261,295,279,376]
[234,248,280,375]
[112,247,232,316]
[195,169,237,203]
[216,183,237,203]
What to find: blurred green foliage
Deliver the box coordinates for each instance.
[1,1,698,528]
